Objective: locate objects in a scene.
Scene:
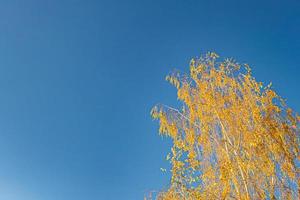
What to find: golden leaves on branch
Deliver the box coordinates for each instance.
[150,52,300,200]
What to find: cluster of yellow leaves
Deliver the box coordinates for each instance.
[149,52,300,200]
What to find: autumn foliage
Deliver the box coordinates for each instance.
[150,53,300,199]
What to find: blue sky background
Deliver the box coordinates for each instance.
[0,0,299,199]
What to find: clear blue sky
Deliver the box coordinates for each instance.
[0,0,299,199]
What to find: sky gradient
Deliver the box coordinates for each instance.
[0,0,299,199]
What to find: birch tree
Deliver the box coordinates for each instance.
[150,52,300,200]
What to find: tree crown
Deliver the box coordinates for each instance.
[150,52,300,200]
